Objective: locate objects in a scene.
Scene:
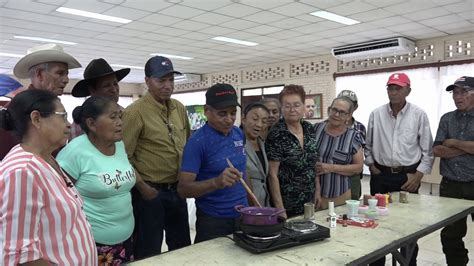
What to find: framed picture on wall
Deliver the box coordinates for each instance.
[186,105,207,131]
[304,94,323,120]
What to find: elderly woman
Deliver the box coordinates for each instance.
[69,58,130,139]
[265,85,320,217]
[0,90,97,265]
[57,96,156,264]
[314,96,364,208]
[241,102,271,206]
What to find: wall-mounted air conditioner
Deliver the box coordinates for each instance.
[331,37,416,60]
[175,73,202,84]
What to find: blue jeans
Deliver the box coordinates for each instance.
[369,171,419,266]
[133,188,191,259]
[440,178,474,266]
[194,209,238,243]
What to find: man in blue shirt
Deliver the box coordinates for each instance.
[178,83,248,243]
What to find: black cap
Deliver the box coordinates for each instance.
[446,76,474,91]
[145,56,181,78]
[206,83,241,109]
[72,58,130,97]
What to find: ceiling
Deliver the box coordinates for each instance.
[0,0,473,83]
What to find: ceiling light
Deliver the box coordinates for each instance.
[175,74,187,82]
[310,11,360,25]
[212,36,259,46]
[110,64,144,70]
[14,36,77,45]
[56,7,132,24]
[0,52,24,58]
[150,53,193,60]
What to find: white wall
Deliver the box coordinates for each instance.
[335,63,474,176]
[59,94,133,122]
[335,63,474,136]
[172,90,206,106]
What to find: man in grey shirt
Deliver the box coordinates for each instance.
[433,76,474,266]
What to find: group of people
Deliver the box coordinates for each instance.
[0,42,472,266]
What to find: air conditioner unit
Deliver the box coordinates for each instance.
[175,73,202,84]
[331,37,415,60]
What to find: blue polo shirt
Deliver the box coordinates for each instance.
[181,123,248,218]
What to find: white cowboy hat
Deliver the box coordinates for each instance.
[13,43,81,79]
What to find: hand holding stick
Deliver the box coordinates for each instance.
[226,158,262,208]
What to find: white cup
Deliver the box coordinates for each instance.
[346,200,360,218]
[368,198,378,210]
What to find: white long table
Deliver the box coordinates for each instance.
[128,193,473,265]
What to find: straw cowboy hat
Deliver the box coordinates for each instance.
[13,43,81,79]
[71,58,130,97]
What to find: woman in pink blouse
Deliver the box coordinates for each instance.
[0,90,97,266]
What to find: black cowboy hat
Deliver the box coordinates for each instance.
[71,58,130,97]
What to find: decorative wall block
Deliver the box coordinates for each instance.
[336,43,437,72]
[445,38,473,59]
[175,76,210,91]
[243,66,285,82]
[211,72,240,84]
[290,60,330,77]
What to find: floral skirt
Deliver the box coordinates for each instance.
[97,237,134,266]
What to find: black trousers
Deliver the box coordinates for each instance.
[440,178,474,266]
[132,187,191,260]
[194,209,239,243]
[369,171,419,266]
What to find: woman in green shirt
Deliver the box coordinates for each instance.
[58,96,156,264]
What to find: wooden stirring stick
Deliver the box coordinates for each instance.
[226,158,263,208]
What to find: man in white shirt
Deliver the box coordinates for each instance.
[365,72,434,266]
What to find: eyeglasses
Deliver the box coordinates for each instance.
[41,111,68,121]
[328,107,349,117]
[450,89,473,96]
[283,103,303,111]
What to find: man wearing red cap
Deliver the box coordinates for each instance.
[433,76,474,266]
[365,72,434,266]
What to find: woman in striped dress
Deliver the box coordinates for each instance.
[0,90,97,266]
[314,96,364,208]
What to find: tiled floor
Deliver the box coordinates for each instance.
[164,176,473,265]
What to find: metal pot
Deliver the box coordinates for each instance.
[235,205,286,225]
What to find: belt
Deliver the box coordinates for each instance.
[375,161,419,174]
[146,181,178,191]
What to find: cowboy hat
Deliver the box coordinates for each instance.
[13,43,81,79]
[71,58,130,97]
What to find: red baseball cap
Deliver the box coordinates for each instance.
[387,73,410,87]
